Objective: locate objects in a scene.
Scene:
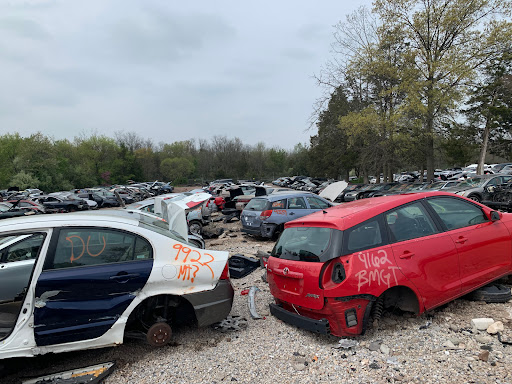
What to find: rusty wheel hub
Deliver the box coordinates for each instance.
[146,322,172,347]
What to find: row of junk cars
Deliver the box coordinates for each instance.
[3,170,512,366]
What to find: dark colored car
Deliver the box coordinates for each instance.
[35,196,87,212]
[268,191,512,337]
[78,193,120,208]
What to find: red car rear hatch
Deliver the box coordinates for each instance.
[268,257,325,310]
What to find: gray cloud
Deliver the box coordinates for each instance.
[104,7,236,64]
[0,17,49,40]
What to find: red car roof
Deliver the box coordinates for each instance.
[285,191,463,231]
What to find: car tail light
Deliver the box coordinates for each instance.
[237,198,251,203]
[220,262,230,280]
[260,210,272,220]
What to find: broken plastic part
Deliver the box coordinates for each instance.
[248,286,262,319]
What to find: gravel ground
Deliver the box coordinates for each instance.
[3,212,512,383]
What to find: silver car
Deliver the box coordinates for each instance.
[448,174,512,203]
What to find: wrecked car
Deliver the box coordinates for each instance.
[0,211,233,359]
[241,192,333,239]
[267,192,512,337]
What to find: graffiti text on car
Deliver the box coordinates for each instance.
[66,235,106,263]
[173,243,214,282]
[355,250,400,292]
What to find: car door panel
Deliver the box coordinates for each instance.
[447,221,511,291]
[34,260,152,346]
[391,234,460,309]
[33,228,153,346]
[426,196,512,292]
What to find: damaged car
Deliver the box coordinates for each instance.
[0,209,233,359]
[241,192,333,239]
[267,191,512,337]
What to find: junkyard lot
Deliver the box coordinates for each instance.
[2,215,512,383]
[0,186,511,383]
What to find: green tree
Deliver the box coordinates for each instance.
[10,170,40,189]
[465,49,512,173]
[374,0,512,180]
[160,158,194,184]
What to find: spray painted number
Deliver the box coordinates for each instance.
[173,243,214,282]
[66,235,106,263]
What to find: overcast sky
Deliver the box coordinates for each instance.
[0,0,372,150]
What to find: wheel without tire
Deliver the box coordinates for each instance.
[146,322,172,346]
[465,284,511,303]
[188,221,203,236]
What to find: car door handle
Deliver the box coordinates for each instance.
[455,237,468,244]
[289,212,295,215]
[399,251,415,259]
[110,273,140,281]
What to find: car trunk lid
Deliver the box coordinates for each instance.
[268,257,325,309]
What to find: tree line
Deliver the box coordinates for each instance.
[0,132,311,192]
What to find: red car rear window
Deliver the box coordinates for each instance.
[271,227,343,263]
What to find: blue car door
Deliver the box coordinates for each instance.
[286,196,314,220]
[34,227,153,346]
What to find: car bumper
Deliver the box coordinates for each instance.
[271,296,375,337]
[183,280,234,327]
[241,223,277,238]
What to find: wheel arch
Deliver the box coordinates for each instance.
[379,285,421,314]
[124,293,197,333]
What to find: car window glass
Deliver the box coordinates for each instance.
[386,202,437,242]
[346,219,384,253]
[271,199,286,209]
[487,178,498,186]
[5,234,45,263]
[287,197,307,209]
[306,196,330,209]
[427,197,488,230]
[48,228,152,270]
[245,198,269,211]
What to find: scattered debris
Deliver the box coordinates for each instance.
[369,341,382,352]
[380,344,390,355]
[202,227,224,239]
[333,339,359,349]
[487,321,504,335]
[478,350,490,362]
[471,318,494,331]
[497,332,512,346]
[419,321,432,330]
[229,254,260,279]
[248,286,262,319]
[213,315,248,332]
[22,361,115,384]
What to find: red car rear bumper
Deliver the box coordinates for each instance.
[272,296,375,337]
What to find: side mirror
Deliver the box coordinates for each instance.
[491,211,501,222]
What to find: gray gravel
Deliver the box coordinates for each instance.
[3,215,512,384]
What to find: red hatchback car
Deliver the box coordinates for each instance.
[267,192,512,337]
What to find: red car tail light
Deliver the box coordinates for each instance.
[220,262,230,280]
[260,210,272,220]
